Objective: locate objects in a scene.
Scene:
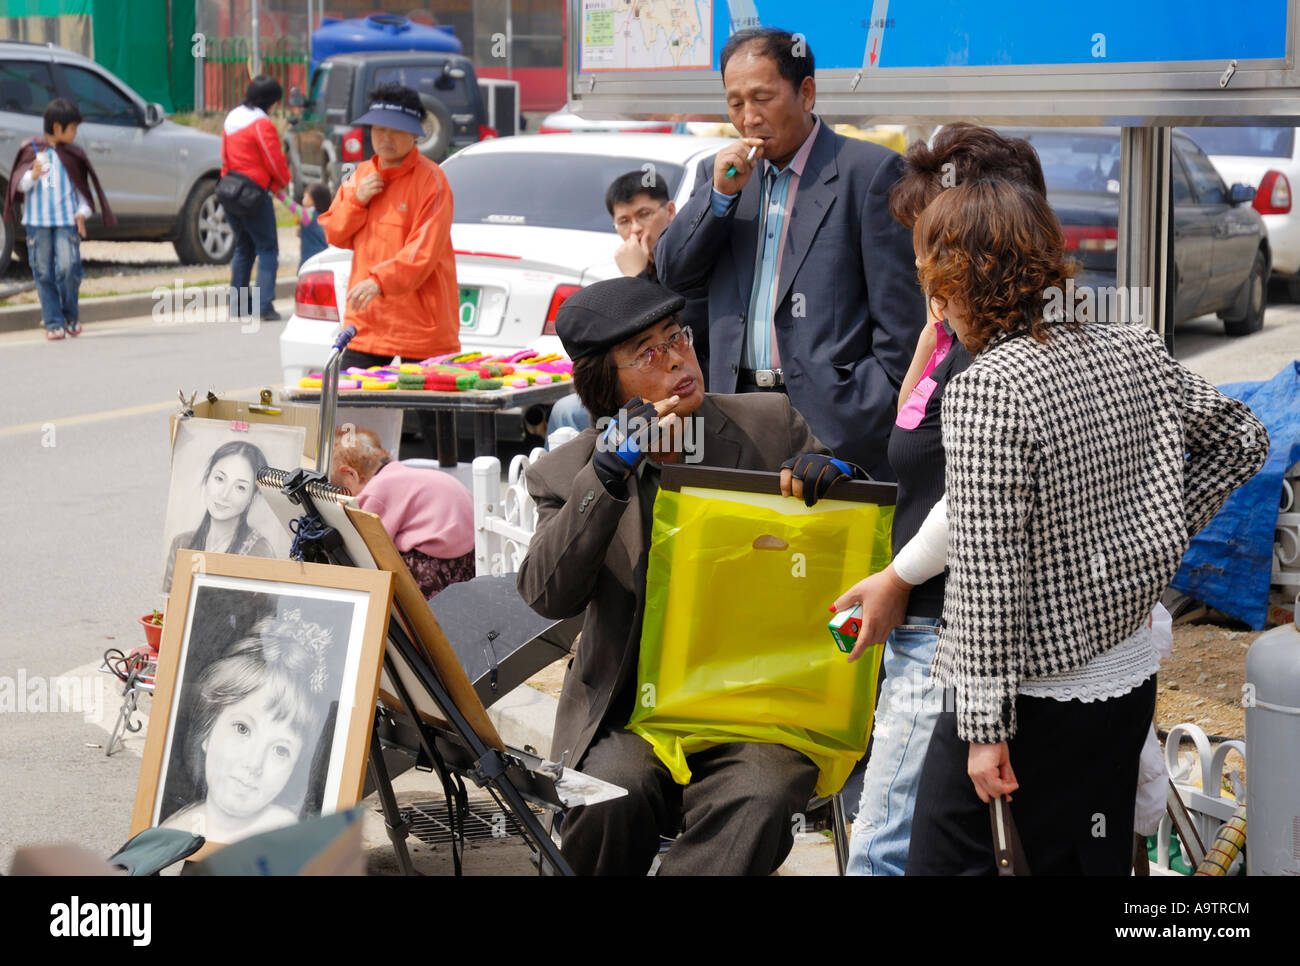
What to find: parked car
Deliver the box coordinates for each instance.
[1001,127,1270,336]
[537,105,680,134]
[285,50,491,199]
[280,132,734,387]
[0,40,231,273]
[1182,125,1298,299]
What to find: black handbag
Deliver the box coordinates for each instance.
[215,170,265,219]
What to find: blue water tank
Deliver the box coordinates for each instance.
[310,15,461,74]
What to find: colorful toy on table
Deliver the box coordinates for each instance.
[296,348,573,392]
[297,376,364,390]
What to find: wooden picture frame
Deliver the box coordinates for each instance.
[131,552,394,859]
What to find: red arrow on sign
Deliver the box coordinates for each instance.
[870,38,879,66]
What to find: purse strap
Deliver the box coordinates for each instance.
[989,796,1031,876]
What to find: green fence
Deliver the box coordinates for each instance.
[202,37,308,114]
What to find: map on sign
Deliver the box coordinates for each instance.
[580,0,714,71]
[707,0,1287,71]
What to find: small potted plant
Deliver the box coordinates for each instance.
[138,609,164,653]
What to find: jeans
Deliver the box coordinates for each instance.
[847,616,941,876]
[28,225,82,329]
[226,190,278,316]
[546,394,590,448]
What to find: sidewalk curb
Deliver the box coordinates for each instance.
[0,277,297,334]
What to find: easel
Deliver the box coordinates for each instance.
[271,327,573,876]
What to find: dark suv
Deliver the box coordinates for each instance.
[285,51,489,198]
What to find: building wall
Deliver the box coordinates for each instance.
[0,0,195,112]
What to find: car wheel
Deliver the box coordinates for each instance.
[173,178,235,265]
[416,95,453,163]
[0,205,13,276]
[1222,250,1267,337]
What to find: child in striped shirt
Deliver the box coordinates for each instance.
[6,99,113,340]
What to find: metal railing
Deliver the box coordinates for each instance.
[1152,722,1247,875]
[471,428,578,577]
[1273,459,1300,590]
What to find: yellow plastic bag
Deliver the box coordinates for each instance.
[628,486,893,797]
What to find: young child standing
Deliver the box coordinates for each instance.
[3,98,115,340]
[275,182,332,268]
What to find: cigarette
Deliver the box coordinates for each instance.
[726,144,760,178]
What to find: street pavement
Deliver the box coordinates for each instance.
[0,300,1296,874]
[0,310,287,870]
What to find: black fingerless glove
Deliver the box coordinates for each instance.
[781,453,864,507]
[592,396,658,497]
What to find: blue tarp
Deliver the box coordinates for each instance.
[1172,361,1300,629]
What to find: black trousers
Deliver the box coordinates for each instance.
[907,676,1156,876]
[560,726,819,876]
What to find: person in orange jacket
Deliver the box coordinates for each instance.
[319,83,460,366]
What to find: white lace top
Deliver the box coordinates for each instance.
[1018,623,1159,702]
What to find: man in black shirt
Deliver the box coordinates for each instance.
[548,172,708,438]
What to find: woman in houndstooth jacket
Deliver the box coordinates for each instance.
[904,178,1269,875]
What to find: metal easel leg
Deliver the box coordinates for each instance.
[368,723,418,876]
[435,411,458,467]
[105,690,133,757]
[831,792,850,876]
[382,622,574,876]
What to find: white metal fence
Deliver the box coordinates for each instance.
[472,428,578,577]
[1153,723,1247,875]
[1272,459,1300,589]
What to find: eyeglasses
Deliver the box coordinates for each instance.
[617,326,694,371]
[614,204,668,231]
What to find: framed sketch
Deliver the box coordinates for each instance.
[161,418,307,593]
[131,553,393,856]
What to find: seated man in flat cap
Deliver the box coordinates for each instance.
[517,275,861,875]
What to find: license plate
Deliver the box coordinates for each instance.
[459,287,480,329]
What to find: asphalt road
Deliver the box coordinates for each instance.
[0,302,1296,872]
[0,312,286,868]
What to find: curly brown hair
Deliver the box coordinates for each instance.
[914,178,1077,353]
[889,123,1048,230]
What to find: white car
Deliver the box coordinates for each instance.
[280,133,733,384]
[1184,126,1297,298]
[536,105,681,134]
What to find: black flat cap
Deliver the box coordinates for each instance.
[555,276,685,361]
